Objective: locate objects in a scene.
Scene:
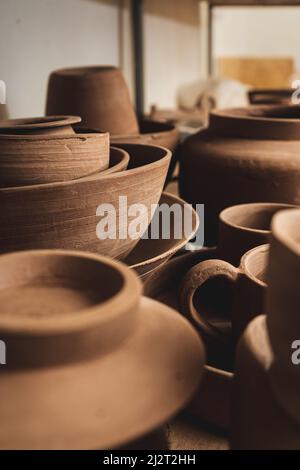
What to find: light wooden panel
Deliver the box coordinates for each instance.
[218,57,294,88]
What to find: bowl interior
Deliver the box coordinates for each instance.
[0,252,124,317]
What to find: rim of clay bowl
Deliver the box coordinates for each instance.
[0,115,81,132]
[211,105,300,123]
[220,203,299,236]
[0,143,170,192]
[241,244,269,288]
[0,249,141,334]
[49,65,118,77]
[271,208,300,257]
[126,192,199,269]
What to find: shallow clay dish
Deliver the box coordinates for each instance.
[0,143,170,260]
[144,250,233,431]
[0,249,205,450]
[125,192,199,280]
[46,66,139,136]
[231,315,300,449]
[0,116,109,186]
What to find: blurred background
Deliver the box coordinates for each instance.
[1,0,300,118]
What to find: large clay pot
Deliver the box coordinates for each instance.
[0,144,170,260]
[266,208,300,423]
[0,116,109,187]
[248,88,293,105]
[180,105,300,245]
[231,315,300,450]
[46,66,139,136]
[0,249,204,449]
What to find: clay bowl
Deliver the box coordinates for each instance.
[144,250,233,431]
[0,249,204,449]
[112,119,180,182]
[0,116,109,187]
[125,192,199,280]
[46,66,139,136]
[0,143,170,260]
[248,88,293,105]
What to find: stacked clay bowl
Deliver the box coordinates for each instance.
[180,105,300,245]
[0,116,109,187]
[0,127,171,259]
[46,66,180,179]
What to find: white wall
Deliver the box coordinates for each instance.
[213,6,300,67]
[0,0,120,118]
[143,0,201,112]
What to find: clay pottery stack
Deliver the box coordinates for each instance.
[0,249,205,449]
[180,105,300,245]
[0,116,109,187]
[0,143,170,260]
[144,249,233,431]
[248,88,293,105]
[125,192,199,280]
[46,66,180,180]
[232,209,300,449]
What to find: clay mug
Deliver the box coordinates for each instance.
[217,202,297,266]
[266,208,300,423]
[46,66,139,136]
[179,244,269,341]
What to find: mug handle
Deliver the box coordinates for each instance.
[179,259,240,340]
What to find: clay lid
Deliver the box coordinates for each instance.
[0,249,204,449]
[209,105,300,140]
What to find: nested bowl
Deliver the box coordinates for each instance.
[0,116,109,187]
[0,143,171,260]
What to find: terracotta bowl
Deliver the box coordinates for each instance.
[0,249,205,449]
[46,66,139,136]
[125,192,199,280]
[0,116,109,187]
[0,143,170,260]
[144,250,233,431]
[112,119,180,182]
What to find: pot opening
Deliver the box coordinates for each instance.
[0,254,125,317]
[54,66,117,77]
[223,204,293,232]
[249,106,300,120]
[244,247,269,285]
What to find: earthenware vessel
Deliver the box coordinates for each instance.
[46,66,139,136]
[179,244,269,341]
[0,249,204,449]
[248,88,293,105]
[266,209,300,423]
[0,143,170,260]
[144,250,233,431]
[0,116,109,186]
[180,105,300,245]
[112,119,180,182]
[217,202,297,266]
[232,315,300,450]
[126,192,199,280]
